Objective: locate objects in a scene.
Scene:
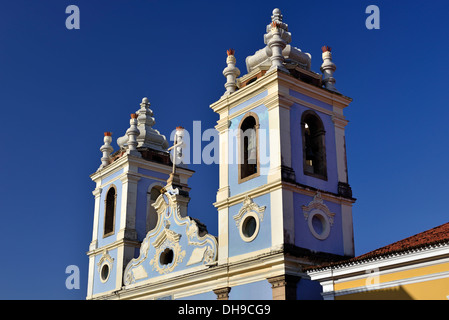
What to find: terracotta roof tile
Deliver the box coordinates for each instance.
[306,222,449,271]
[354,221,449,261]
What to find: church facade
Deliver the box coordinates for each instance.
[86,8,356,300]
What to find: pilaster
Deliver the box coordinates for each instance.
[332,115,349,184]
[267,275,301,300]
[341,202,355,257]
[217,207,229,264]
[118,171,141,241]
[263,89,294,184]
[213,287,231,300]
[216,118,230,202]
[89,187,102,251]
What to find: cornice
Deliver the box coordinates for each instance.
[276,71,352,109]
[213,179,283,210]
[210,69,279,115]
[332,115,349,129]
[95,248,287,300]
[90,152,195,184]
[86,238,141,257]
[210,69,352,118]
[214,178,355,211]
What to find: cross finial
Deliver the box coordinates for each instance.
[167,126,185,175]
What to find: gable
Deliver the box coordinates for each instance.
[123,186,218,286]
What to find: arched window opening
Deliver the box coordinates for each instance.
[239,114,259,182]
[103,186,116,237]
[302,111,327,179]
[146,185,162,233]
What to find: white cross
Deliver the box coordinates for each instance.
[167,127,185,175]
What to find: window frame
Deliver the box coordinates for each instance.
[146,184,163,233]
[103,184,117,238]
[238,112,260,184]
[301,110,328,181]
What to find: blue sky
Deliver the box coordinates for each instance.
[1,0,448,299]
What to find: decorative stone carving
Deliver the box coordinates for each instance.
[117,97,169,152]
[245,8,311,73]
[123,185,218,286]
[126,113,141,157]
[98,132,113,171]
[302,192,335,240]
[320,46,338,92]
[267,275,301,300]
[213,287,231,300]
[233,195,266,226]
[222,49,240,96]
[233,195,266,242]
[149,227,186,275]
[97,250,114,283]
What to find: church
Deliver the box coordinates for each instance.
[85,8,449,300]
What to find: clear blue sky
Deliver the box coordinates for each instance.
[1,0,448,299]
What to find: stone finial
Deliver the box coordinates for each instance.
[126,113,141,157]
[117,97,169,151]
[265,8,289,36]
[267,19,289,73]
[99,132,113,170]
[222,49,240,96]
[246,8,307,73]
[271,8,283,22]
[320,45,338,92]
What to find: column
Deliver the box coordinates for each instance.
[267,275,301,300]
[213,287,231,300]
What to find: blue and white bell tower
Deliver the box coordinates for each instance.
[210,8,355,299]
[86,98,195,299]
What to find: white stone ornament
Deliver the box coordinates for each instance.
[222,49,240,96]
[267,21,289,73]
[233,195,266,242]
[97,250,114,283]
[302,192,335,240]
[117,97,169,151]
[245,8,311,73]
[98,132,113,170]
[126,113,141,157]
[167,126,186,174]
[320,46,338,92]
[123,186,218,285]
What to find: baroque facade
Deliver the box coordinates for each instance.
[86,8,357,300]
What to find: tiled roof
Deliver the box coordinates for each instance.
[353,222,449,261]
[307,222,449,271]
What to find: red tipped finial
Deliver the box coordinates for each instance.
[130,113,138,119]
[104,132,112,136]
[321,46,332,53]
[227,48,235,56]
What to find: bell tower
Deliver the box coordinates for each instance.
[86,98,194,299]
[211,8,355,299]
